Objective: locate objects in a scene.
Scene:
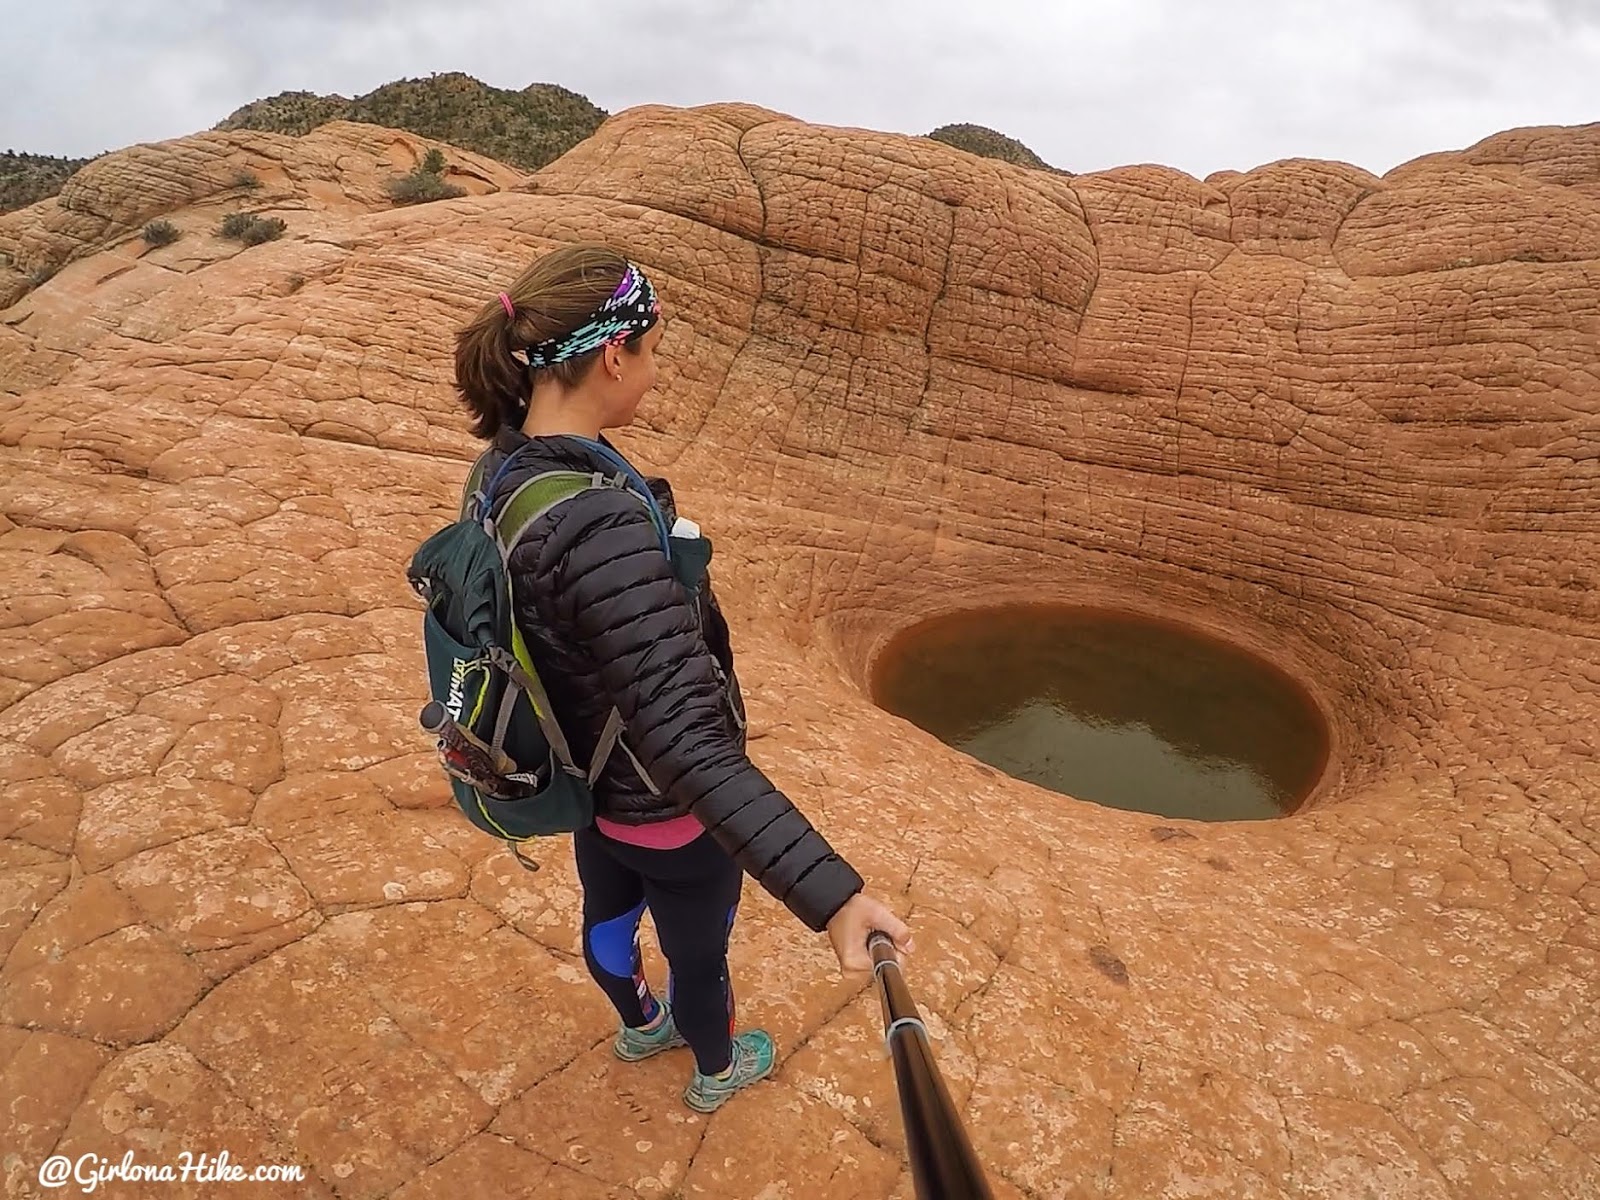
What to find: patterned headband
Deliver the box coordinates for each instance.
[508,263,660,370]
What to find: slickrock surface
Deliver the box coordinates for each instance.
[0,121,522,314]
[2,104,1598,1199]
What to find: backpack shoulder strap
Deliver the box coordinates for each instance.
[572,437,673,555]
[491,469,620,559]
[487,469,628,786]
[459,451,492,521]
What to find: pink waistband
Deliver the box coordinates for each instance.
[594,812,704,850]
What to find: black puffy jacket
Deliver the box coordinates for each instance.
[481,428,864,933]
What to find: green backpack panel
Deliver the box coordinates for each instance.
[406,451,639,869]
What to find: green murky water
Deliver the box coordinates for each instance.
[871,606,1328,821]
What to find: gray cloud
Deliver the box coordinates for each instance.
[3,0,1595,179]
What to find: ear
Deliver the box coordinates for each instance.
[601,342,625,380]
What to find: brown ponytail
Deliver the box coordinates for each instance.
[453,243,636,439]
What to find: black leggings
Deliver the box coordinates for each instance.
[573,826,742,1075]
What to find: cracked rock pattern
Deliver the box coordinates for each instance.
[2,104,1598,1199]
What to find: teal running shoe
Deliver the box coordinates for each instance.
[683,1029,776,1113]
[613,1002,687,1062]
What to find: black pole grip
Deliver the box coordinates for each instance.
[419,700,451,733]
[418,702,511,785]
[866,929,994,1200]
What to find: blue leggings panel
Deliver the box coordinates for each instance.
[573,826,743,1074]
[586,898,647,979]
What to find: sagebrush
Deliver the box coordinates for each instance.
[218,212,286,245]
[387,148,467,206]
[143,219,181,247]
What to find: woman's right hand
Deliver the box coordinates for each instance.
[826,892,913,973]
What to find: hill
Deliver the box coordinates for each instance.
[3,103,1596,1200]
[925,122,1060,171]
[215,72,608,174]
[3,79,1065,214]
[0,150,97,214]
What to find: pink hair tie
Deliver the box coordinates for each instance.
[498,292,515,319]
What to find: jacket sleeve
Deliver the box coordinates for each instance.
[533,490,864,932]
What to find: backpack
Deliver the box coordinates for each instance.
[406,443,672,871]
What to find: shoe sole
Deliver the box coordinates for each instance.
[682,1056,776,1113]
[613,1036,686,1063]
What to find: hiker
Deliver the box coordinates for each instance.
[451,243,914,1113]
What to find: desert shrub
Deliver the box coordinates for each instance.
[231,169,262,191]
[387,172,466,205]
[218,211,254,239]
[240,216,286,245]
[386,149,466,206]
[286,272,306,294]
[218,211,286,245]
[142,219,180,247]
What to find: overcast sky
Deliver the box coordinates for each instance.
[3,0,1596,179]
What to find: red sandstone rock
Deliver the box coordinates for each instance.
[2,104,1598,1198]
[0,1029,112,1197]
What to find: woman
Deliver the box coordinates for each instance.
[453,243,913,1113]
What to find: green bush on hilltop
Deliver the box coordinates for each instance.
[218,73,607,174]
[1,150,96,213]
[925,123,1063,173]
[214,91,350,138]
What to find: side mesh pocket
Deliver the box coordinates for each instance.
[422,607,491,726]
